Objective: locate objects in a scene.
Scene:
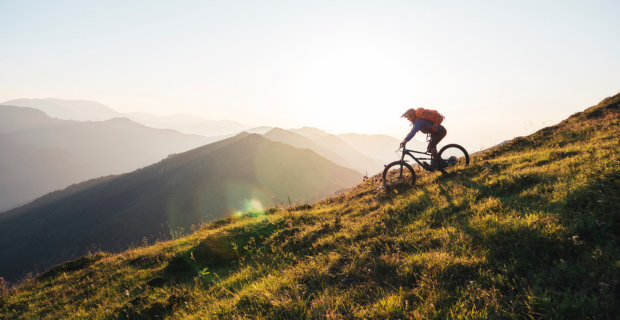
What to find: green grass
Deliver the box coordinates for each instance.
[1,94,619,319]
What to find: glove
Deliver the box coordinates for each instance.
[400,140,407,148]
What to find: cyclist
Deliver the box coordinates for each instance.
[399,108,447,170]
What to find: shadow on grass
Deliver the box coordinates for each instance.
[164,219,283,278]
[36,253,109,281]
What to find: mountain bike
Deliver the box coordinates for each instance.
[382,144,469,190]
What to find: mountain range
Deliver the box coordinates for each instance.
[264,128,384,174]
[338,132,427,164]
[0,99,425,212]
[0,133,362,281]
[0,98,447,213]
[2,98,427,168]
[1,98,123,121]
[1,98,251,137]
[124,112,251,137]
[288,127,427,166]
[0,105,213,212]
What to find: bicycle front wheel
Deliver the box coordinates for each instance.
[438,144,470,170]
[382,161,416,190]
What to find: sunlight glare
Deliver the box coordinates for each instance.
[248,199,264,212]
[295,46,414,132]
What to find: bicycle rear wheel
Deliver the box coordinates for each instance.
[382,161,416,190]
[438,144,469,170]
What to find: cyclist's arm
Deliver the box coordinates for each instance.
[404,120,424,141]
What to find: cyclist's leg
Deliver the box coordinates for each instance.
[429,127,447,164]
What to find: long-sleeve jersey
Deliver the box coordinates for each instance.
[404,119,444,141]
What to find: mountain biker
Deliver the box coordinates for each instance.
[399,108,447,170]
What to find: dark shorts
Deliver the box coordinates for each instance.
[427,127,447,152]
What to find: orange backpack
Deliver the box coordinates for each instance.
[415,108,444,132]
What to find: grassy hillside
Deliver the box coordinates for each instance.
[1,94,619,319]
[0,133,361,282]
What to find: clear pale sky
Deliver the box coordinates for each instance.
[1,0,619,148]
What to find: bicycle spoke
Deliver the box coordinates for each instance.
[438,144,470,170]
[382,161,416,190]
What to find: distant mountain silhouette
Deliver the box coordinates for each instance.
[0,133,362,281]
[2,98,252,138]
[338,133,427,165]
[124,112,251,137]
[124,112,207,124]
[288,127,329,137]
[0,134,89,212]
[263,128,356,171]
[0,105,214,212]
[305,134,384,175]
[286,127,425,168]
[172,126,277,147]
[1,98,124,121]
[240,126,275,135]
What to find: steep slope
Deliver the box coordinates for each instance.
[0,133,362,281]
[0,105,213,212]
[263,128,356,172]
[338,132,428,164]
[2,93,619,319]
[1,98,123,121]
[0,175,118,224]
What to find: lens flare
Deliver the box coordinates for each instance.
[249,199,263,212]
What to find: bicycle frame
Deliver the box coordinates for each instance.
[386,144,468,181]
[395,149,446,170]
[397,148,433,168]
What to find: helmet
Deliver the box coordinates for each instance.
[401,108,416,119]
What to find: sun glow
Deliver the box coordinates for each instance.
[294,46,415,133]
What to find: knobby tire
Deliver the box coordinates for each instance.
[438,144,470,170]
[382,161,416,190]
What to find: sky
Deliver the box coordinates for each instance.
[1,0,619,149]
